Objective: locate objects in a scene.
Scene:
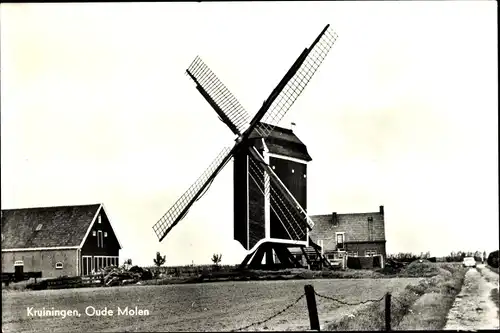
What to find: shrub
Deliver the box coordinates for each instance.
[153,252,166,267]
[346,256,381,269]
[26,280,48,290]
[398,259,441,277]
[388,253,419,263]
[487,250,499,268]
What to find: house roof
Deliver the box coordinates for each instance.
[1,203,102,249]
[249,122,312,162]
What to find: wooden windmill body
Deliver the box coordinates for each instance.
[152,25,338,269]
[234,124,313,267]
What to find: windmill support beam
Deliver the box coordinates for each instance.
[301,246,313,267]
[239,241,305,270]
[265,249,274,266]
[309,237,332,269]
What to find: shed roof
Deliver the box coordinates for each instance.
[249,122,312,162]
[1,204,102,249]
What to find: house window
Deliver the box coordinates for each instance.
[98,215,102,224]
[93,230,96,237]
[327,254,334,259]
[303,174,307,178]
[348,251,358,257]
[35,224,43,231]
[291,169,295,173]
[336,232,345,249]
[368,217,373,222]
[82,256,92,275]
[365,250,377,257]
[272,165,275,169]
[104,232,108,238]
[14,260,24,266]
[97,231,103,247]
[55,262,63,269]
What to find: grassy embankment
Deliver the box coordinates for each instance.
[324,261,467,331]
[140,267,393,285]
[0,266,415,292]
[478,265,499,319]
[486,265,499,274]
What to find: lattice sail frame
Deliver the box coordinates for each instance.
[152,147,232,241]
[186,56,250,135]
[153,24,337,243]
[256,26,338,138]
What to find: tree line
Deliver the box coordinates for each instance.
[387,250,489,263]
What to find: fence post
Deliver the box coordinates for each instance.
[304,284,320,331]
[385,292,391,331]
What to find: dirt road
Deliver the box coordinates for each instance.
[444,264,499,330]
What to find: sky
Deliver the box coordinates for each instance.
[1,2,498,266]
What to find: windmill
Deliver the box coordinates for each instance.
[152,24,338,269]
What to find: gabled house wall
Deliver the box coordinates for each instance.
[1,249,78,278]
[81,209,120,257]
[289,206,387,261]
[310,207,386,258]
[1,203,122,277]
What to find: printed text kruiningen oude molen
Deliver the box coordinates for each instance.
[26,306,150,318]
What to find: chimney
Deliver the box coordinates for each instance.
[332,212,337,226]
[379,205,384,215]
[290,122,296,132]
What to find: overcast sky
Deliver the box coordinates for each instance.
[1,2,498,266]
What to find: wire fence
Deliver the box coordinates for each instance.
[314,291,385,306]
[231,294,306,332]
[231,285,389,332]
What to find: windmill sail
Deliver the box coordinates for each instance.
[186,56,250,135]
[256,25,338,138]
[248,146,314,231]
[152,146,233,241]
[154,23,338,256]
[247,153,308,241]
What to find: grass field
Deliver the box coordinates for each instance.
[2,277,422,332]
[324,262,467,331]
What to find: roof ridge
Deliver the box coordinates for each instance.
[1,203,103,248]
[311,211,382,216]
[1,203,102,211]
[261,123,294,134]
